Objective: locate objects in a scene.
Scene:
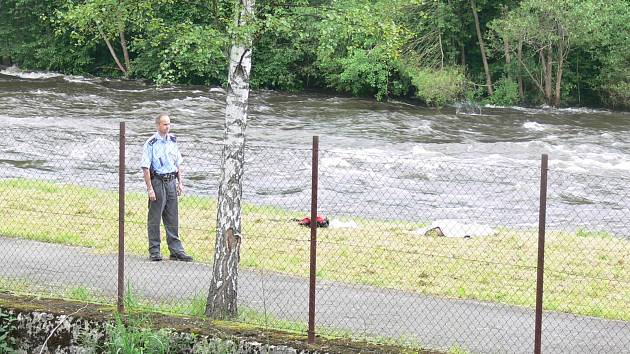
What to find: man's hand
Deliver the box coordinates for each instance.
[148,188,156,201]
[177,181,183,196]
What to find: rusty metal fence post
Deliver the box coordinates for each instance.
[118,121,126,313]
[308,136,319,344]
[534,154,548,354]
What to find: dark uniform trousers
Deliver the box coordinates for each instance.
[147,177,185,256]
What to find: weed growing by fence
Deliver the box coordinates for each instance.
[0,309,17,354]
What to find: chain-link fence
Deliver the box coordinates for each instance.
[0,126,628,353]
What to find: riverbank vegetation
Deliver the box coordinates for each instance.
[1,0,628,109]
[0,178,628,321]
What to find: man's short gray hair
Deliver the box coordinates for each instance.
[155,113,169,124]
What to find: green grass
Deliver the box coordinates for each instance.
[77,310,239,354]
[118,286,355,341]
[0,278,29,295]
[65,286,94,302]
[0,278,428,352]
[116,290,429,353]
[0,178,629,321]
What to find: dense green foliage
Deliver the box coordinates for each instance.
[0,309,17,354]
[1,0,628,108]
[72,313,238,353]
[0,0,95,73]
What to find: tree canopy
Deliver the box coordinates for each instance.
[1,0,628,108]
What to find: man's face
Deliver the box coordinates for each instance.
[156,116,171,136]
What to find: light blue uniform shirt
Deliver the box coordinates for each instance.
[140,132,182,174]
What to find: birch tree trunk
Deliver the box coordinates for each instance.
[206,0,255,319]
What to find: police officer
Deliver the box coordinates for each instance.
[141,113,193,262]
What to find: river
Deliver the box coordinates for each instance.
[1,66,630,237]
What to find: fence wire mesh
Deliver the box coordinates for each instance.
[0,131,629,354]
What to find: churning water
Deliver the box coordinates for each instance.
[2,67,630,237]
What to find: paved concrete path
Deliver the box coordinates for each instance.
[1,237,628,354]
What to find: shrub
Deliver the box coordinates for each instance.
[406,66,466,107]
[601,81,630,110]
[486,77,520,106]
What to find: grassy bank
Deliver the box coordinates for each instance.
[0,290,432,354]
[0,178,628,320]
[0,278,436,353]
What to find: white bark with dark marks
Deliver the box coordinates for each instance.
[206,0,254,319]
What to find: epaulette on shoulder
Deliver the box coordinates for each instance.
[148,137,158,146]
[170,134,177,142]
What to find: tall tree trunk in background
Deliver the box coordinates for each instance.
[503,38,512,72]
[502,8,511,74]
[554,52,563,107]
[503,39,511,67]
[454,0,466,67]
[438,32,444,69]
[119,31,130,77]
[553,27,567,107]
[541,47,552,104]
[436,2,444,69]
[546,48,553,103]
[517,40,524,99]
[206,0,255,319]
[470,0,493,95]
[98,27,127,75]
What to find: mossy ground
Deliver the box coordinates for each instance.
[0,292,438,353]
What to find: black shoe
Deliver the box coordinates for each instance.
[169,252,193,262]
[150,253,163,261]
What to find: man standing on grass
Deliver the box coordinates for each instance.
[140,113,193,262]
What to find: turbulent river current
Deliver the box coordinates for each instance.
[2,67,630,237]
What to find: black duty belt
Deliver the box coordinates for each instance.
[153,172,177,182]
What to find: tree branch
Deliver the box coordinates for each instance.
[39,304,89,354]
[517,52,545,95]
[119,31,130,77]
[98,27,127,74]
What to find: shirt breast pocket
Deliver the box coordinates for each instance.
[154,151,167,168]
